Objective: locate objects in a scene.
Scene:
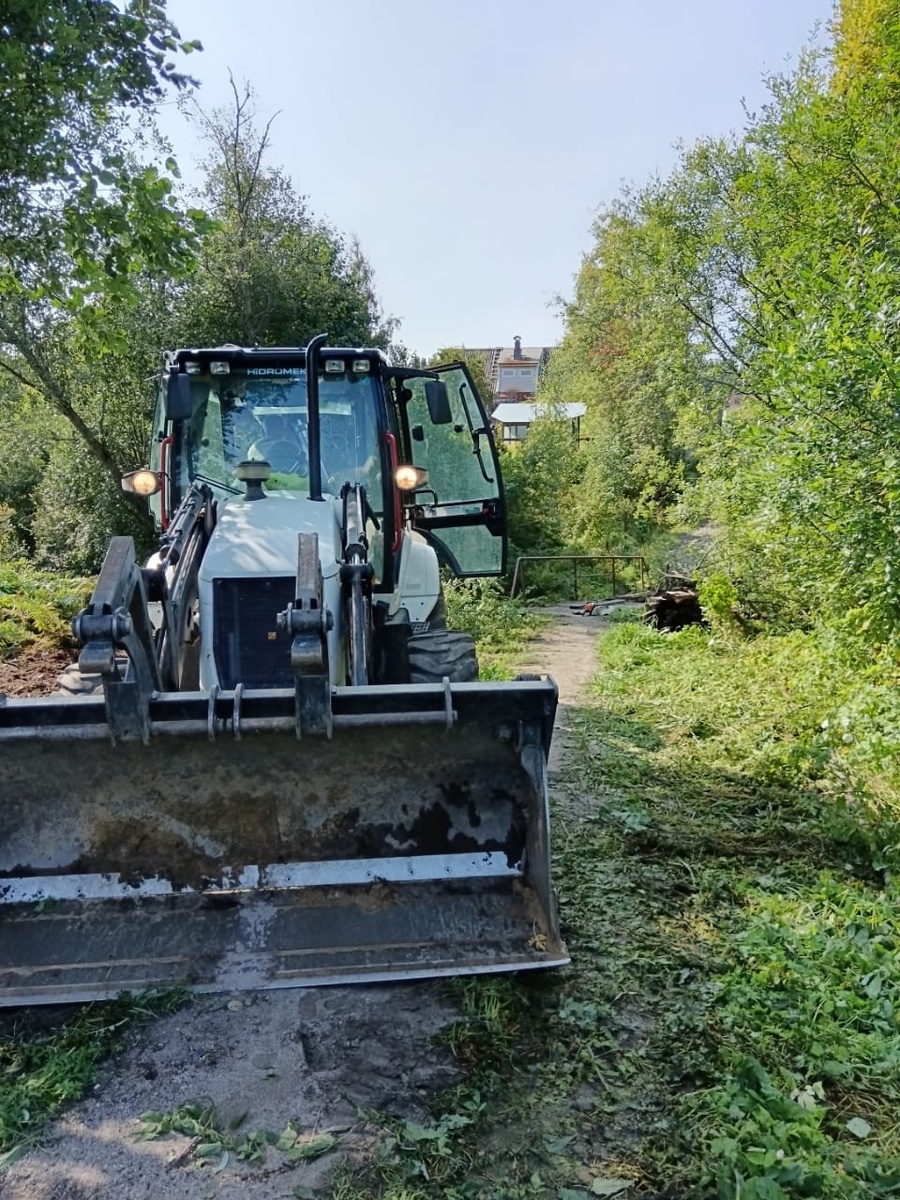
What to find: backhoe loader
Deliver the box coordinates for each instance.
[0,336,567,1005]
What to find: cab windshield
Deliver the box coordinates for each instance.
[178,368,383,507]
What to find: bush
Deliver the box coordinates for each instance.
[0,561,91,657]
[444,577,539,655]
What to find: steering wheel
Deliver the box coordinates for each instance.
[255,440,308,475]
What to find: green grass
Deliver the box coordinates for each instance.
[331,619,900,1199]
[445,577,546,680]
[0,991,187,1165]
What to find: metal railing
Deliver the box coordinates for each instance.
[509,554,648,601]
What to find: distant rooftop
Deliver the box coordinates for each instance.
[463,335,556,396]
[492,401,585,423]
[497,346,543,365]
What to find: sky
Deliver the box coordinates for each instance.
[158,0,834,357]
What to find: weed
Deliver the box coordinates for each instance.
[136,1100,337,1170]
[0,990,186,1163]
[444,977,527,1069]
[444,577,544,676]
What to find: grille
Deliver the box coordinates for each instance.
[213,576,296,689]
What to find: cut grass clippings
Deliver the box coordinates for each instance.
[0,991,187,1166]
[333,618,900,1200]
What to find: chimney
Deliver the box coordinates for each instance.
[513,335,522,361]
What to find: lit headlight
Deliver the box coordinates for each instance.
[394,465,428,492]
[121,468,161,497]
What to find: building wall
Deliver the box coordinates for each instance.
[497,364,539,395]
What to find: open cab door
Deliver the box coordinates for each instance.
[397,362,506,576]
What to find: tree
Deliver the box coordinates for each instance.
[0,1,198,189]
[500,415,586,556]
[0,1,205,307]
[678,27,900,633]
[427,346,495,409]
[175,81,395,348]
[830,0,897,92]
[545,190,723,548]
[0,1,208,518]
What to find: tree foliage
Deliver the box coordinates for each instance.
[543,189,725,548]
[0,1,198,187]
[176,81,395,348]
[0,0,206,304]
[427,346,495,410]
[830,0,898,92]
[500,417,586,555]
[550,0,900,638]
[0,0,207,555]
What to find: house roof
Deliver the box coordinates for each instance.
[497,347,543,366]
[464,344,555,394]
[492,401,585,424]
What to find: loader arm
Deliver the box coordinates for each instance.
[74,483,215,739]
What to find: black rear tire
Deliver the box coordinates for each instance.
[407,630,478,683]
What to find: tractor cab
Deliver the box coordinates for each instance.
[143,344,508,580]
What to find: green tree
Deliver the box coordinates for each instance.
[0,0,201,255]
[677,33,900,633]
[427,346,495,408]
[0,1,208,519]
[500,416,586,555]
[546,190,724,548]
[176,81,395,348]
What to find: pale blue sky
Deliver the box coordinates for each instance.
[159,0,833,356]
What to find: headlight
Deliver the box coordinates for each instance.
[394,465,428,492]
[121,468,161,497]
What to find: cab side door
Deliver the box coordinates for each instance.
[397,362,506,576]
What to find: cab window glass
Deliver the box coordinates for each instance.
[405,368,498,505]
[402,366,503,575]
[179,371,382,505]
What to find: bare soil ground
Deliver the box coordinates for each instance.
[0,648,72,697]
[0,606,612,1200]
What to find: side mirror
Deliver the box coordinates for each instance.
[166,372,194,421]
[425,380,452,425]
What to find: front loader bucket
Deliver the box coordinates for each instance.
[0,680,567,1005]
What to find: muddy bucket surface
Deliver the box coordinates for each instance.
[0,680,567,1004]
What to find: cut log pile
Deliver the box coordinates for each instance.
[645,573,704,631]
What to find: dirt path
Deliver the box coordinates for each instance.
[516,602,612,763]
[1,608,611,1200]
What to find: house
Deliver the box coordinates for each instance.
[491,400,586,446]
[466,335,554,402]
